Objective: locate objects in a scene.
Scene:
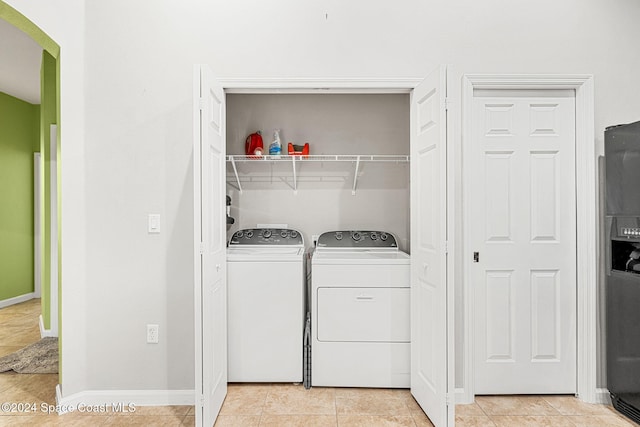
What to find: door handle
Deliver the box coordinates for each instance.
[473,252,479,263]
[355,295,374,301]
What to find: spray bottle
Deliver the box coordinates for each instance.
[269,129,282,157]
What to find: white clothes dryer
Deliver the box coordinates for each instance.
[311,230,411,388]
[227,228,305,382]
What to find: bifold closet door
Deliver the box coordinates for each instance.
[194,64,227,427]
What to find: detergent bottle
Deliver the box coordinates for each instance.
[245,131,263,156]
[269,129,282,156]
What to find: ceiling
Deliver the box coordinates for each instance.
[0,18,43,104]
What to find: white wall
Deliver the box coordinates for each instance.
[9,0,640,398]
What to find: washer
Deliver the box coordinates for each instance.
[227,228,305,382]
[311,230,410,388]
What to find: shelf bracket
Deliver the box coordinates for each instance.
[229,156,243,194]
[352,155,361,196]
[292,155,298,195]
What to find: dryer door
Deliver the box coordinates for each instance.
[317,287,410,342]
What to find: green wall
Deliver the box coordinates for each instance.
[0,91,40,301]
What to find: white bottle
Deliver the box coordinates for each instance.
[269,129,282,157]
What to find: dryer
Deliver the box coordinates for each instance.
[227,228,305,382]
[311,230,410,388]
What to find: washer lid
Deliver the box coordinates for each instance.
[312,249,410,265]
[227,246,304,262]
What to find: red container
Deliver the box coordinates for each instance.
[287,142,310,157]
[245,131,264,156]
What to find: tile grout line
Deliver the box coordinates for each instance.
[258,384,269,426]
[179,410,189,425]
[335,391,338,427]
[406,397,419,427]
[473,398,490,417]
[540,395,564,416]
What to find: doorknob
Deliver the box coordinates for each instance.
[473,252,479,263]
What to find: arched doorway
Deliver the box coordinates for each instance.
[0,0,61,373]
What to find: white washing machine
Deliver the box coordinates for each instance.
[311,230,410,388]
[227,228,305,382]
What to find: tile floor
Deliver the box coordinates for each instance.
[1,299,639,426]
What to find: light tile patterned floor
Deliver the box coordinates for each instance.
[216,383,428,426]
[1,299,639,426]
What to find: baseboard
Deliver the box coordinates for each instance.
[39,315,57,338]
[0,292,35,309]
[595,388,612,405]
[55,387,195,414]
[455,387,473,404]
[453,387,610,405]
[55,384,66,414]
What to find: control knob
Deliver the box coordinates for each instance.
[352,231,362,242]
[335,232,343,240]
[281,230,288,238]
[235,231,244,239]
[263,229,272,239]
[380,232,388,241]
[370,232,378,240]
[246,230,254,238]
[291,230,298,238]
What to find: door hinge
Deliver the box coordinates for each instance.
[446,392,454,406]
[444,97,452,111]
[199,98,205,111]
[199,242,204,254]
[198,394,205,406]
[443,241,449,254]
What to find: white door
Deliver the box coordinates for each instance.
[410,66,453,427]
[471,92,577,394]
[34,153,41,298]
[194,65,227,426]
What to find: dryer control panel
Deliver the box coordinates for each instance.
[316,230,397,248]
[229,228,303,246]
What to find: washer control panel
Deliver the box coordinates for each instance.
[316,230,397,248]
[621,227,640,238]
[612,217,640,241]
[229,228,303,246]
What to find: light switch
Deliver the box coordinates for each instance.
[148,214,161,234]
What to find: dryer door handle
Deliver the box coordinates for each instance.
[355,295,375,301]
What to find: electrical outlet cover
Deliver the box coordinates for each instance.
[147,324,159,344]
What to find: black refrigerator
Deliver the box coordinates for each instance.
[606,120,640,423]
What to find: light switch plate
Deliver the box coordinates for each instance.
[148,214,161,234]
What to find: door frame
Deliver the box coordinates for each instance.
[460,74,596,403]
[49,124,59,337]
[34,152,41,299]
[198,75,455,425]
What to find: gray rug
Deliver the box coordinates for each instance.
[0,337,58,374]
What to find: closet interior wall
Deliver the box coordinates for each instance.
[225,93,411,252]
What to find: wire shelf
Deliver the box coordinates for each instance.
[226,154,409,195]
